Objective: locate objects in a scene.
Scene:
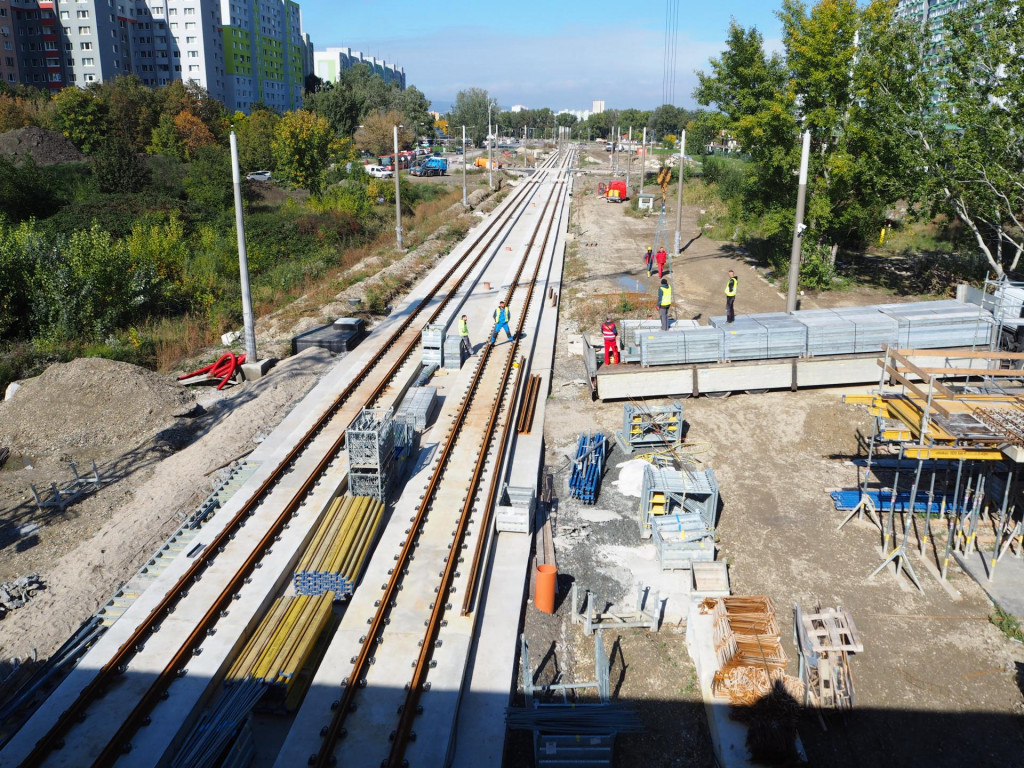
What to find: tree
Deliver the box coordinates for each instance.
[448,88,494,145]
[234,108,281,171]
[685,110,726,154]
[272,109,337,196]
[53,86,108,154]
[94,133,151,193]
[304,82,364,137]
[184,145,232,213]
[915,0,1024,276]
[354,109,414,157]
[394,85,432,139]
[100,75,161,153]
[174,110,217,159]
[147,112,185,159]
[555,112,578,128]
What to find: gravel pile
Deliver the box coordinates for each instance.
[0,358,196,459]
[0,126,85,165]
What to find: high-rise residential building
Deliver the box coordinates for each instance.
[591,99,605,114]
[0,1,20,86]
[5,0,309,113]
[895,0,987,100]
[313,46,404,89]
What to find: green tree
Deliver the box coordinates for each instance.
[147,112,185,159]
[448,87,494,146]
[0,219,44,339]
[916,0,1024,276]
[354,108,414,157]
[94,133,151,193]
[100,75,161,153]
[0,156,61,221]
[272,109,337,196]
[234,108,281,171]
[304,81,364,137]
[184,145,232,213]
[394,85,432,139]
[53,86,108,154]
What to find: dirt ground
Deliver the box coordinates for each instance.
[521,147,1024,767]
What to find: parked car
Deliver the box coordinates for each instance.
[365,164,393,179]
[245,170,272,182]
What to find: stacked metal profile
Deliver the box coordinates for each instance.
[737,312,808,358]
[394,386,438,430]
[614,401,684,453]
[346,408,395,501]
[639,327,724,365]
[225,593,335,706]
[170,681,265,768]
[640,465,719,569]
[292,496,384,597]
[569,432,605,504]
[877,301,993,348]
[630,299,996,367]
[443,333,464,369]
[421,323,445,367]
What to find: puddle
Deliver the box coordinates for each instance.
[615,276,644,292]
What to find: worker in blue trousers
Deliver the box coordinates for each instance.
[490,300,514,344]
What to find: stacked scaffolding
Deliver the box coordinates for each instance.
[293,496,384,597]
[394,386,438,430]
[421,323,445,368]
[569,432,605,504]
[642,464,719,570]
[614,400,684,454]
[346,408,396,501]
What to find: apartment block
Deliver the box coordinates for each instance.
[313,46,405,90]
[5,0,309,113]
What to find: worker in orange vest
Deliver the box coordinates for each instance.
[601,316,619,365]
[655,247,668,278]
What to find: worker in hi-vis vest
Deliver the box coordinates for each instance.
[657,278,672,331]
[490,301,514,344]
[601,316,619,365]
[725,270,738,323]
[458,314,472,358]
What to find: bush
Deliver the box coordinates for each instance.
[799,241,839,291]
[702,155,747,201]
[94,134,151,193]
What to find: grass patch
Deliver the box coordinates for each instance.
[990,605,1024,643]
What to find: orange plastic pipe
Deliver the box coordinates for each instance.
[534,564,557,614]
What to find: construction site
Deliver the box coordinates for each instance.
[1,142,1023,768]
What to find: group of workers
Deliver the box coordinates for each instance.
[643,246,669,278]
[599,256,739,366]
[455,300,516,359]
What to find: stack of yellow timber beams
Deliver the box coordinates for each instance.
[226,592,336,704]
[293,495,384,596]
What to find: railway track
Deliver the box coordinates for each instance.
[1,151,568,768]
[298,156,571,768]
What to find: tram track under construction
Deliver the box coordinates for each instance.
[1,147,574,768]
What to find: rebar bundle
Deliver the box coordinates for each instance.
[702,596,790,705]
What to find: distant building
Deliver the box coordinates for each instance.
[6,0,311,112]
[509,104,527,113]
[313,46,404,89]
[0,0,21,87]
[557,108,590,121]
[591,99,605,114]
[895,0,989,100]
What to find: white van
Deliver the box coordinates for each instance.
[365,164,393,179]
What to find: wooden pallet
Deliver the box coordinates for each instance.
[800,607,863,653]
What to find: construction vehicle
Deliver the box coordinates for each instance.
[474,157,503,170]
[411,157,448,177]
[603,179,628,203]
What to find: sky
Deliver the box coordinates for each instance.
[301,0,785,113]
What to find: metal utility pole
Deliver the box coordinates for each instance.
[612,124,617,173]
[639,127,647,195]
[462,125,467,206]
[228,130,258,362]
[625,127,632,191]
[674,129,686,254]
[786,130,812,314]
[487,103,494,190]
[393,123,404,250]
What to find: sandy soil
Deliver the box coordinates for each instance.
[523,146,1024,767]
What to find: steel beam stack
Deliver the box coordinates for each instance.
[443,334,465,369]
[712,317,768,361]
[796,308,858,356]
[421,323,446,368]
[293,496,385,597]
[830,306,898,352]
[744,312,808,358]
[877,301,993,348]
[346,408,396,501]
[614,401,684,454]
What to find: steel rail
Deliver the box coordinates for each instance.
[14,158,557,768]
[311,162,569,768]
[388,170,572,766]
[457,168,570,619]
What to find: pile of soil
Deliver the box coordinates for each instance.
[0,126,85,166]
[0,358,196,461]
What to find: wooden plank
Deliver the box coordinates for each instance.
[918,367,1024,377]
[899,349,1024,361]
[888,349,956,398]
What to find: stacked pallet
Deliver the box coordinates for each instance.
[395,386,437,430]
[293,496,384,597]
[703,596,802,706]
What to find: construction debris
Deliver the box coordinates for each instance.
[0,574,44,618]
[29,459,104,514]
[794,604,861,713]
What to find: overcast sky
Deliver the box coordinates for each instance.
[301,1,783,112]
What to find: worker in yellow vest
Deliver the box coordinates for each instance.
[657,278,672,331]
[458,314,472,358]
[725,270,738,323]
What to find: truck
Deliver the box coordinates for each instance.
[411,156,448,177]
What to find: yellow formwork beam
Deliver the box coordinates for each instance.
[902,447,1005,461]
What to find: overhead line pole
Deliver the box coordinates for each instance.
[674,128,685,254]
[228,129,257,363]
[786,130,812,313]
